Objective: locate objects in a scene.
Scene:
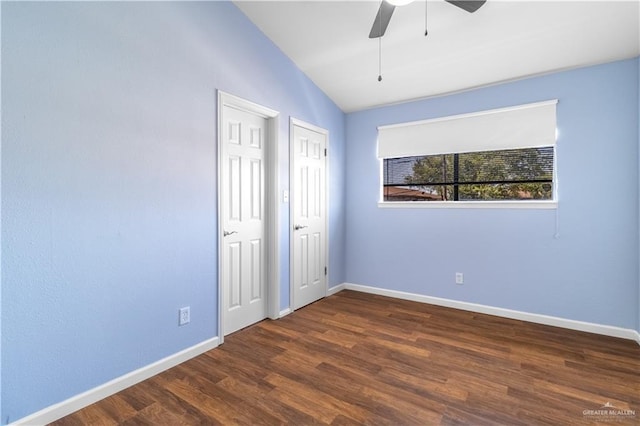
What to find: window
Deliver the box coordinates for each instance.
[377,100,557,207]
[383,147,554,201]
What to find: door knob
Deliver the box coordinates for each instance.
[294,225,308,231]
[223,230,237,237]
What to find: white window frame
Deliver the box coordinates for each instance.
[377,100,558,209]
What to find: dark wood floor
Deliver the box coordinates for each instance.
[52,290,639,425]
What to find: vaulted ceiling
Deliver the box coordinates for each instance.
[235,1,640,112]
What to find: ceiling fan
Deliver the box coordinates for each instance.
[369,0,487,38]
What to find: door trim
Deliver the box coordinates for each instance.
[289,117,330,311]
[217,91,280,343]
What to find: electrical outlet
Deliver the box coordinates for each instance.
[455,272,464,285]
[179,307,190,326]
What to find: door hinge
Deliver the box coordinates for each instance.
[324,266,327,276]
[324,148,327,157]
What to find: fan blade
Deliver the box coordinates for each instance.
[445,0,486,13]
[369,1,396,39]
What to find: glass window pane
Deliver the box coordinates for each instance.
[383,147,554,202]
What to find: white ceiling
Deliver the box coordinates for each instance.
[235,0,640,112]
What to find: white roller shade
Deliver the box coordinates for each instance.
[377,100,557,158]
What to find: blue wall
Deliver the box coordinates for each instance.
[1,0,638,423]
[345,58,639,331]
[1,2,345,422]
[0,3,3,420]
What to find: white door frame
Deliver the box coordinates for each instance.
[289,117,329,311]
[217,91,280,343]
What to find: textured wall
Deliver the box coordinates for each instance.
[1,2,345,422]
[345,58,639,331]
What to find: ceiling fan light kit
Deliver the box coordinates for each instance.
[371,0,487,82]
[369,0,487,39]
[387,0,415,6]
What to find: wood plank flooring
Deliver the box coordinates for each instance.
[52,290,640,425]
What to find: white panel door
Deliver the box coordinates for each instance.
[221,106,267,335]
[291,121,327,310]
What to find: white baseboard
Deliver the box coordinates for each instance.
[278,285,344,318]
[279,307,292,318]
[342,283,640,343]
[12,337,220,426]
[12,285,639,425]
[327,283,346,296]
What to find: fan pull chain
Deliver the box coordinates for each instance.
[378,3,383,82]
[425,0,428,36]
[378,35,382,82]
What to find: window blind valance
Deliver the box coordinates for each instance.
[377,100,557,159]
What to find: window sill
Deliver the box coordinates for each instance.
[377,200,558,209]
